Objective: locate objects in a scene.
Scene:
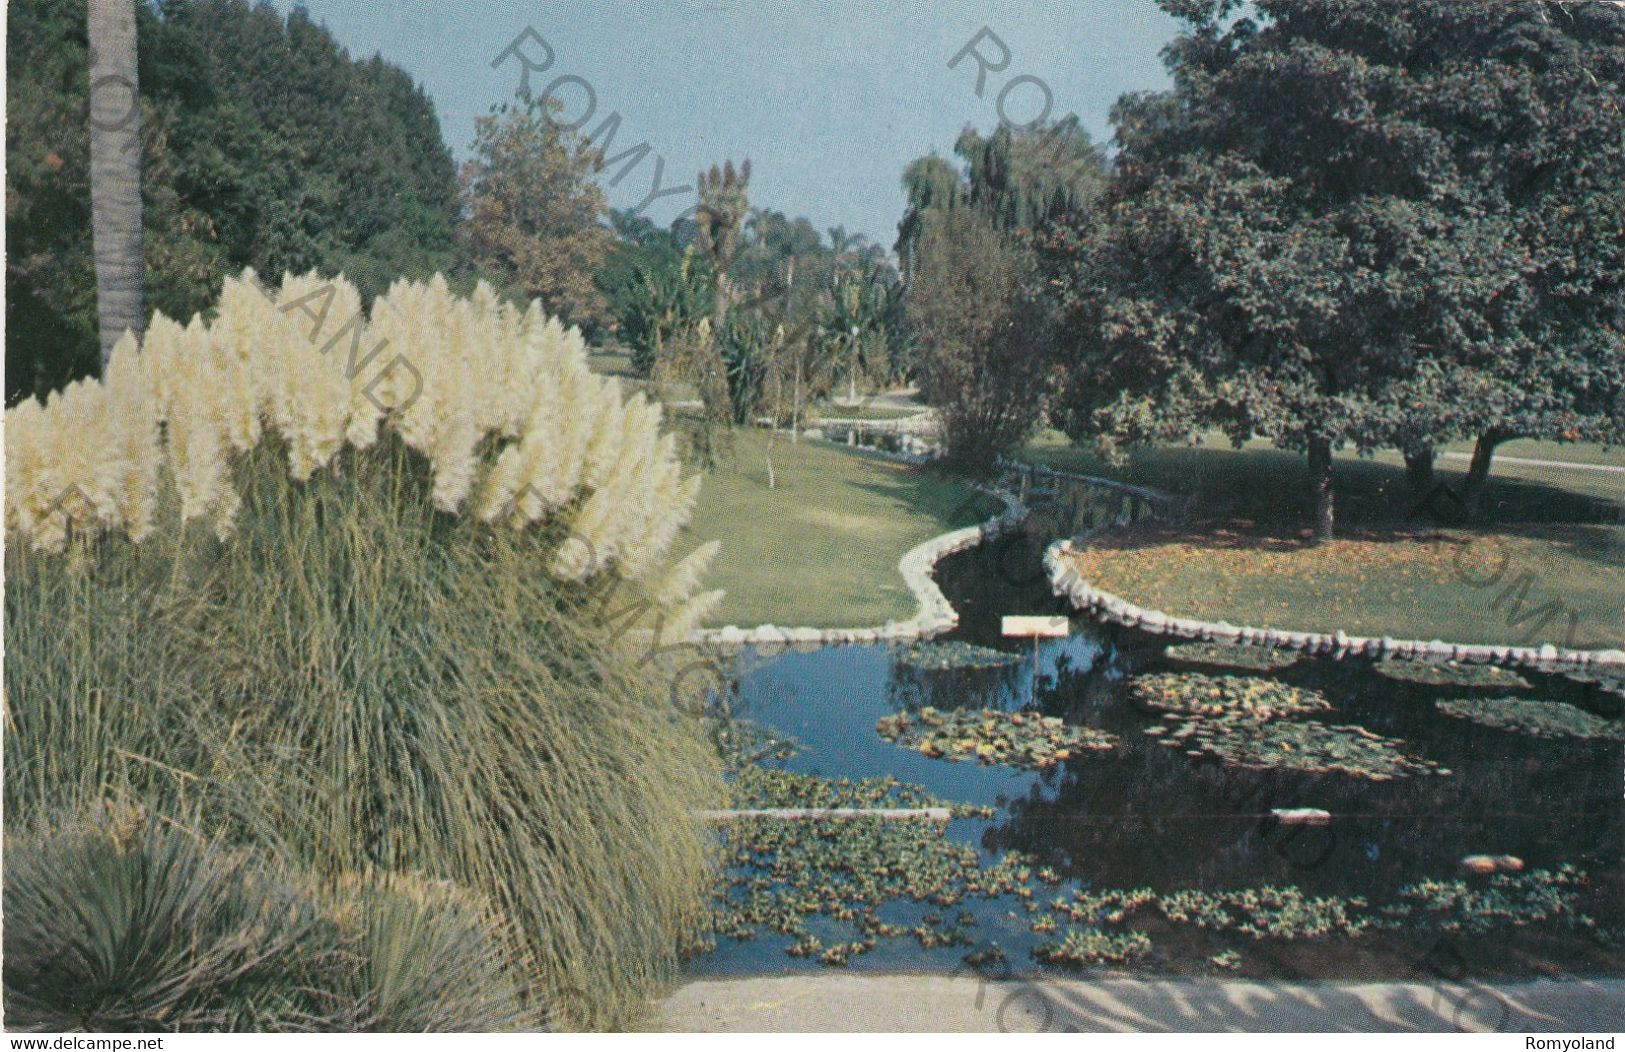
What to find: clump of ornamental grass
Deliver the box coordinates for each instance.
[2,805,334,1032]
[2,806,537,1032]
[4,272,727,1030]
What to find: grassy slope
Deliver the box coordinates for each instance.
[681,429,1000,628]
[1020,431,1624,650]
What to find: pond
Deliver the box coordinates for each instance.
[686,484,1625,983]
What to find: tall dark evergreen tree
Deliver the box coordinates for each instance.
[7,0,461,403]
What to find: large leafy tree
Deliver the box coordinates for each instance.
[908,205,1056,472]
[460,95,614,330]
[956,116,1109,236]
[895,118,1104,464]
[1048,0,1625,538]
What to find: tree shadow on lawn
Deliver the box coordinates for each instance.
[1095,516,1617,557]
[843,466,1006,529]
[1167,449,1621,533]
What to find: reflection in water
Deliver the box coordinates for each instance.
[692,513,1624,981]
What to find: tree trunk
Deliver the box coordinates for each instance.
[88,0,145,370]
[713,272,731,331]
[1462,430,1506,518]
[792,355,801,444]
[848,335,858,405]
[1308,436,1335,542]
[1403,445,1436,497]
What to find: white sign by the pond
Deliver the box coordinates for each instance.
[1001,615,1069,638]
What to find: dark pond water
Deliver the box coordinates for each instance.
[688,487,1625,982]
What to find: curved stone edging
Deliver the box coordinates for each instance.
[1042,524,1625,672]
[809,410,934,432]
[688,484,1027,647]
[998,457,1185,507]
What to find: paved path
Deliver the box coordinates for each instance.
[1437,451,1625,474]
[659,974,1625,1033]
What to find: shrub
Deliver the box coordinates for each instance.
[2,806,329,1032]
[335,874,536,1032]
[2,807,537,1032]
[906,207,1055,472]
[5,272,727,1029]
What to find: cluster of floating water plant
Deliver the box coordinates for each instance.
[875,707,1118,769]
[1560,670,1625,699]
[1033,927,1153,967]
[1164,642,1299,672]
[1372,661,1531,689]
[1435,697,1625,741]
[728,766,991,816]
[1052,887,1158,925]
[701,754,1602,970]
[714,719,802,771]
[1147,715,1449,779]
[704,769,1025,961]
[892,640,1025,670]
[1129,673,1332,718]
[1381,865,1591,935]
[1131,672,1447,779]
[1157,885,1376,939]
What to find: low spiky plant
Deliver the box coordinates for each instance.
[3,807,538,1032]
[2,806,330,1032]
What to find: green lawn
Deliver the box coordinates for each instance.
[681,429,1000,628]
[1022,431,1624,650]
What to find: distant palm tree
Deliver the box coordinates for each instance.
[826,225,865,291]
[87,0,145,369]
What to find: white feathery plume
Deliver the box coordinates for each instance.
[6,269,713,612]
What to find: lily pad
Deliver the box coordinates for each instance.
[1033,927,1152,967]
[893,640,1023,671]
[1436,697,1625,740]
[707,769,1042,953]
[1383,865,1589,935]
[1158,885,1373,939]
[1164,642,1299,672]
[1152,714,1446,780]
[1373,662,1531,689]
[1129,672,1332,719]
[877,707,1117,769]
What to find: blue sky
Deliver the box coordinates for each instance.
[268,0,1179,247]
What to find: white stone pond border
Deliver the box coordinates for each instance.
[1030,461,1625,673]
[683,451,1623,672]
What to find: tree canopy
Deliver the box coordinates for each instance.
[6,0,461,403]
[1045,0,1625,537]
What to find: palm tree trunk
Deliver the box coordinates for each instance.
[88,0,145,370]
